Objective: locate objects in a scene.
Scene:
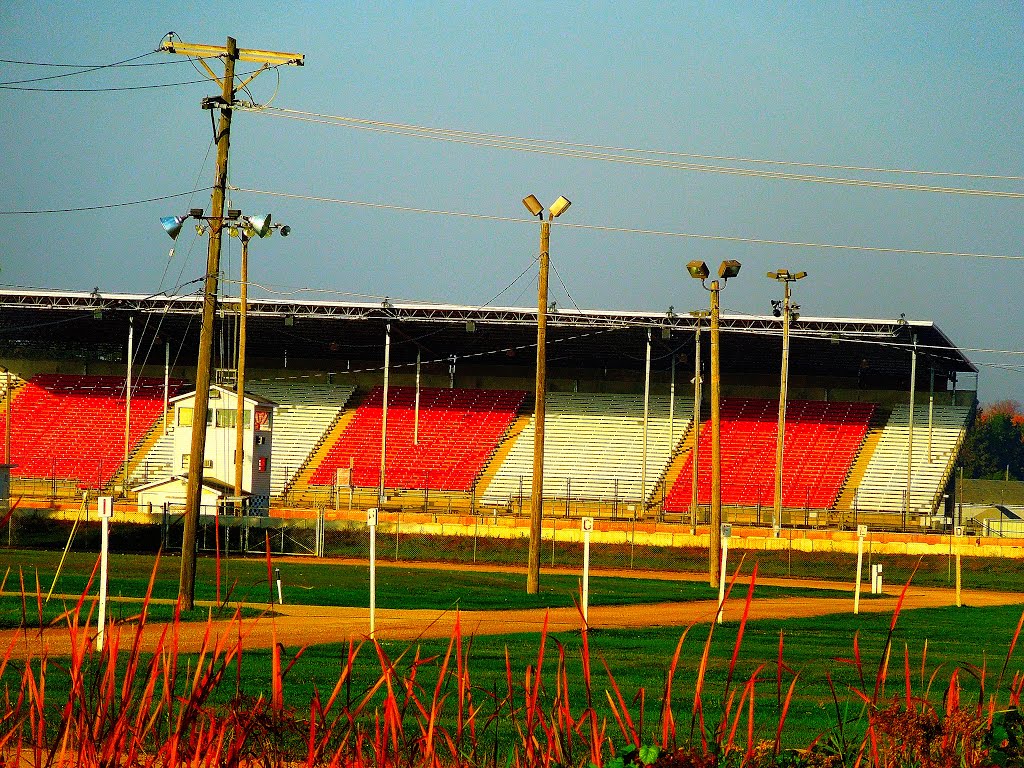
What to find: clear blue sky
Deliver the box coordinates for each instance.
[1,1,1021,402]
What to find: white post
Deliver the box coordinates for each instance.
[96,496,113,651]
[854,524,867,614]
[954,525,963,607]
[717,522,731,624]
[367,507,378,637]
[275,567,283,604]
[581,517,593,625]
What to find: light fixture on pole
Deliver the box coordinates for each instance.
[159,207,289,579]
[522,193,571,595]
[227,215,290,502]
[687,259,741,588]
[767,269,806,535]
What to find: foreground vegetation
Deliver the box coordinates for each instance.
[0,556,1021,767]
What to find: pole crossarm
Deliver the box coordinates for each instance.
[159,40,304,68]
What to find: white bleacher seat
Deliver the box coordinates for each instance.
[854,404,970,515]
[247,380,357,496]
[481,392,692,506]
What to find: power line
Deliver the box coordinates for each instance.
[230,185,1024,262]
[0,56,206,68]
[0,77,226,93]
[240,106,1024,197]
[0,51,157,86]
[0,188,213,216]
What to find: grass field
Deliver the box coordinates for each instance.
[0,544,1021,764]
[0,550,853,618]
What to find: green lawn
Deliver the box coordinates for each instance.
[0,550,851,613]
[1,544,1020,754]
[243,601,1024,750]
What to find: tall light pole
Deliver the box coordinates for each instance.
[768,269,806,534]
[158,35,303,611]
[522,193,571,595]
[231,215,290,499]
[687,259,741,587]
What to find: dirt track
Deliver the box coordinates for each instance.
[3,561,1021,659]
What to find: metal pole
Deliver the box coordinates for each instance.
[773,282,791,532]
[163,342,170,436]
[180,37,238,612]
[123,317,133,494]
[709,282,722,588]
[527,217,551,595]
[379,323,391,507]
[4,369,10,465]
[906,334,917,519]
[641,329,651,511]
[669,350,676,450]
[234,233,249,497]
[414,348,421,445]
[692,322,701,528]
[928,366,934,463]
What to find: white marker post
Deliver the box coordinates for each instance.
[96,496,113,651]
[275,567,283,605]
[854,524,867,614]
[717,523,731,625]
[581,517,594,625]
[367,507,378,638]
[954,526,964,607]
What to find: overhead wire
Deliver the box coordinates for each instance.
[0,188,213,216]
[229,185,1024,262]
[239,106,1024,197]
[0,51,157,86]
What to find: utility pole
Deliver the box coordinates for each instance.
[160,35,303,610]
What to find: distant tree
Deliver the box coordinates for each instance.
[961,400,1024,480]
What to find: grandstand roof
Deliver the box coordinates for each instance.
[0,289,977,388]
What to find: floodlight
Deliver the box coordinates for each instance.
[246,214,273,238]
[227,209,242,220]
[793,271,808,280]
[160,215,187,240]
[718,260,741,279]
[279,225,291,237]
[522,194,543,217]
[686,260,710,280]
[549,196,571,218]
[189,208,204,219]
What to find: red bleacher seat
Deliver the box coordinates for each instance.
[664,398,875,512]
[0,374,184,488]
[309,386,526,492]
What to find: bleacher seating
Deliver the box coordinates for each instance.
[481,392,692,506]
[246,380,357,496]
[853,404,969,515]
[309,386,526,492]
[129,429,175,485]
[0,373,182,487]
[664,398,875,511]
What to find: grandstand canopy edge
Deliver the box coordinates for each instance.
[0,289,977,395]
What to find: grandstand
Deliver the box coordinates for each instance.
[664,398,875,513]
[851,404,970,516]
[480,392,691,511]
[0,289,979,528]
[0,373,182,488]
[309,386,525,492]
